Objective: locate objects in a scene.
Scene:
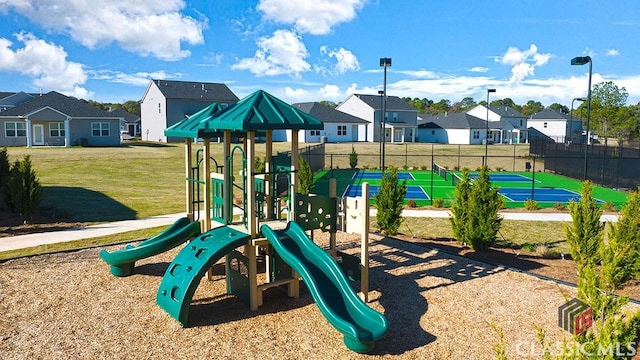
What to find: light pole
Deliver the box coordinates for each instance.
[380,57,391,170]
[571,56,592,181]
[569,97,587,143]
[485,88,496,167]
[378,90,384,169]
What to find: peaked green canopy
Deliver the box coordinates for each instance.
[164,90,323,139]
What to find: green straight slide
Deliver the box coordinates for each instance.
[156,226,250,326]
[99,217,201,277]
[260,221,388,353]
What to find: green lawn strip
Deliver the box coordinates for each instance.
[0,226,165,261]
[373,217,571,255]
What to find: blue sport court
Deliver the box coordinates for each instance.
[343,184,430,200]
[498,188,603,203]
[468,173,533,182]
[352,172,415,180]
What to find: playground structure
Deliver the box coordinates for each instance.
[100,90,387,353]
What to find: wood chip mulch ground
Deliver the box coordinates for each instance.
[1,232,638,359]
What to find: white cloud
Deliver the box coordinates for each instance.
[468,66,489,73]
[0,32,91,98]
[89,70,179,86]
[496,44,552,84]
[257,0,367,35]
[319,46,360,74]
[1,0,205,60]
[606,49,620,57]
[232,29,311,77]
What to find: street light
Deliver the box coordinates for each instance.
[485,88,496,166]
[571,56,592,181]
[569,97,587,143]
[378,90,384,169]
[379,57,392,170]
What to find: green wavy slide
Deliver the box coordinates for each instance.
[260,221,388,353]
[100,217,201,277]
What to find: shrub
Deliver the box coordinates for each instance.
[297,156,313,195]
[406,199,417,208]
[432,198,445,208]
[420,165,427,171]
[402,164,408,170]
[524,199,539,210]
[254,156,265,173]
[4,155,43,223]
[566,181,603,269]
[601,201,616,212]
[449,170,472,246]
[453,165,460,171]
[0,147,9,192]
[600,188,640,290]
[374,167,407,235]
[463,166,504,250]
[552,202,566,211]
[349,146,358,169]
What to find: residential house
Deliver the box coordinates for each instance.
[528,108,583,143]
[108,108,141,138]
[278,102,369,143]
[0,91,122,147]
[336,94,418,143]
[417,112,490,144]
[140,80,239,143]
[467,105,528,144]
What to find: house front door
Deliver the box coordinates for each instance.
[33,124,45,146]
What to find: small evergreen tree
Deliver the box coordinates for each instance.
[449,170,472,244]
[349,146,358,169]
[0,147,9,192]
[4,155,43,223]
[254,155,265,173]
[464,167,504,250]
[374,166,407,235]
[297,156,313,195]
[566,181,604,269]
[600,187,640,290]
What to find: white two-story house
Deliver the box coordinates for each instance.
[336,94,418,143]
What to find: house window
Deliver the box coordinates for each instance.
[158,103,161,114]
[5,122,26,137]
[92,122,110,137]
[520,119,523,127]
[431,130,435,135]
[50,122,65,137]
[337,125,347,136]
[543,122,548,128]
[310,130,320,136]
[393,112,398,122]
[473,130,480,139]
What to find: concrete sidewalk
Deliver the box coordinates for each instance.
[0,210,618,253]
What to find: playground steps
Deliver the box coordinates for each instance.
[156,226,250,327]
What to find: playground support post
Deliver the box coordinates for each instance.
[184,138,193,221]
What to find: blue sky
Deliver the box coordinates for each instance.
[1,0,639,107]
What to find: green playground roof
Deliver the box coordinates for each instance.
[164,90,324,138]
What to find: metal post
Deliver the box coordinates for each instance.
[380,57,392,170]
[485,88,496,167]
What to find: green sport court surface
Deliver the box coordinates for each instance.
[313,169,628,209]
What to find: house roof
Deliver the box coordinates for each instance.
[529,108,569,121]
[489,105,525,118]
[292,102,368,124]
[353,94,416,111]
[419,112,487,130]
[0,91,121,118]
[108,108,140,122]
[164,90,323,138]
[151,80,239,102]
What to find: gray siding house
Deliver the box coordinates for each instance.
[0,91,122,147]
[285,102,369,143]
[140,80,239,143]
